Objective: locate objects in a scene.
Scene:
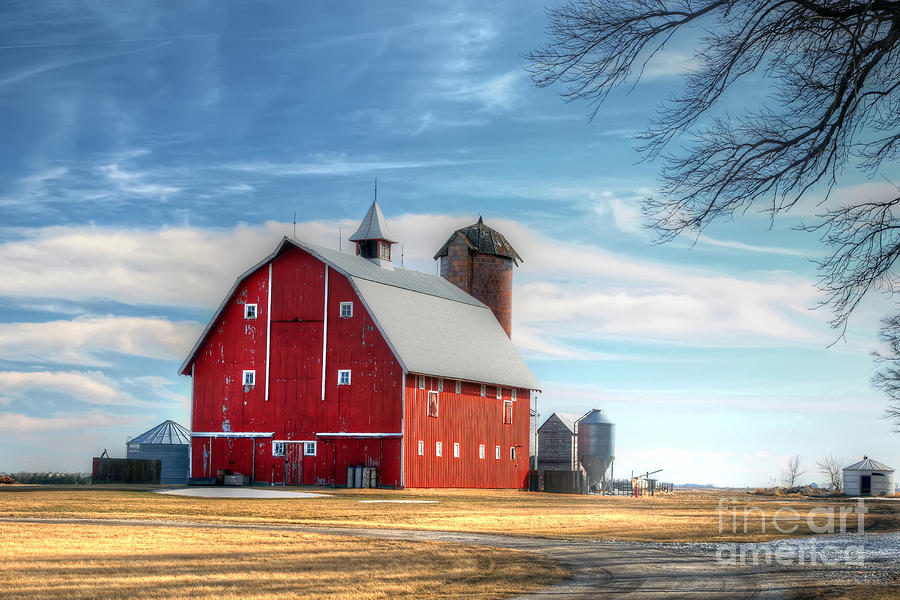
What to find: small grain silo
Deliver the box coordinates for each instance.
[127,420,191,484]
[842,456,895,496]
[577,409,615,492]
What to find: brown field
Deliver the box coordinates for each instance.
[0,522,566,600]
[1,487,897,543]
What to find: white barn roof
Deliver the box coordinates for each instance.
[180,236,539,390]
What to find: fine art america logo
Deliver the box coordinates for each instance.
[714,498,868,567]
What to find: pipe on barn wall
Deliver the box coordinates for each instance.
[265,263,273,402]
[320,265,329,402]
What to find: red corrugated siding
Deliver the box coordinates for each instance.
[403,375,530,489]
[190,246,404,487]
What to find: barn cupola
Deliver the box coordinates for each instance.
[349,200,398,269]
[434,216,523,337]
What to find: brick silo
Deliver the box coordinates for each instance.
[433,217,522,337]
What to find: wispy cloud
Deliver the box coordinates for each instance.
[225,154,470,176]
[0,316,201,366]
[0,412,140,433]
[0,370,135,406]
[695,234,811,257]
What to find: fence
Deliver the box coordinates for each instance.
[91,457,161,484]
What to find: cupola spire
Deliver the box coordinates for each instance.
[349,200,397,268]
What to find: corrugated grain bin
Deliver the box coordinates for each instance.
[843,456,895,496]
[126,420,191,485]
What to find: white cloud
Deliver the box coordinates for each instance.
[128,375,188,404]
[442,70,526,111]
[0,412,139,433]
[97,163,181,197]
[591,190,645,234]
[0,316,201,366]
[0,371,134,406]
[640,50,697,80]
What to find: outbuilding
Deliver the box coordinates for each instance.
[127,420,191,484]
[842,456,895,496]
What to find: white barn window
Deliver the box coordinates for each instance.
[418,375,425,390]
[244,303,257,319]
[417,440,424,456]
[511,389,516,401]
[480,384,486,397]
[242,370,255,386]
[510,447,516,460]
[436,441,443,457]
[340,302,353,318]
[453,442,460,458]
[496,387,502,399]
[495,445,500,460]
[455,380,461,394]
[438,378,444,392]
[338,370,351,385]
[479,444,485,459]
[272,441,285,457]
[303,441,316,456]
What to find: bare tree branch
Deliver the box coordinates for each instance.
[527,0,900,329]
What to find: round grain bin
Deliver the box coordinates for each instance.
[842,456,895,496]
[126,420,191,485]
[577,409,615,491]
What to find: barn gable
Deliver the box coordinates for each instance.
[180,236,538,390]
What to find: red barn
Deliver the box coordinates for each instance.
[179,201,539,488]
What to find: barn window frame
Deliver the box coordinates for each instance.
[418,375,425,390]
[244,303,258,319]
[436,441,443,457]
[438,378,444,392]
[427,390,439,418]
[455,380,461,394]
[272,441,285,457]
[338,369,351,386]
[242,370,256,387]
[510,446,516,461]
[503,400,513,425]
[495,445,500,460]
[453,442,460,458]
[339,302,353,318]
[511,389,516,401]
[496,387,502,400]
[480,384,486,398]
[417,440,424,456]
[303,441,316,456]
[479,444,485,460]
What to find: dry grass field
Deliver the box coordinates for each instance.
[0,521,566,600]
[2,487,897,543]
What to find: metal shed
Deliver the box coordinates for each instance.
[842,456,895,496]
[127,420,191,484]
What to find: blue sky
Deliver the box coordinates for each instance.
[1,1,898,486]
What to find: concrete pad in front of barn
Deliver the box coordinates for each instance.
[155,487,331,499]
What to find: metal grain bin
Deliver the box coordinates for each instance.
[577,409,615,491]
[126,420,191,485]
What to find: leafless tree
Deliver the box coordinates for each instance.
[781,454,805,488]
[817,453,843,492]
[873,314,900,428]
[526,1,900,331]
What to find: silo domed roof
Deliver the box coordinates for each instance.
[843,456,894,472]
[129,420,191,446]
[433,217,523,265]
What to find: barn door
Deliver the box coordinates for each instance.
[284,443,302,486]
[861,475,871,495]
